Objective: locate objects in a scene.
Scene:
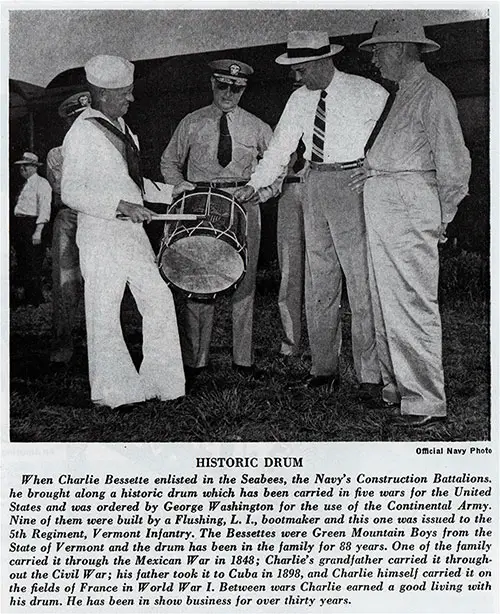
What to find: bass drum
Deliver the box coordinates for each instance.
[158,187,247,301]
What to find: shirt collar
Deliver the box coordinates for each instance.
[82,106,125,130]
[399,62,428,89]
[324,69,346,95]
[211,103,238,120]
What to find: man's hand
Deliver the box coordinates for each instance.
[32,227,43,245]
[234,185,258,205]
[348,167,370,194]
[438,222,448,244]
[172,181,196,199]
[117,200,153,223]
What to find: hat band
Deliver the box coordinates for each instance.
[288,44,331,58]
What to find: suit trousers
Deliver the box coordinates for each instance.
[78,224,185,408]
[303,169,380,383]
[364,172,446,417]
[277,182,305,356]
[181,204,261,368]
[51,207,83,363]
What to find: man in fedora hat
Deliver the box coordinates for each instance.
[12,152,52,307]
[236,31,388,395]
[61,54,192,410]
[46,91,91,366]
[161,59,283,381]
[350,14,471,427]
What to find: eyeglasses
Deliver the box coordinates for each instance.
[215,82,246,94]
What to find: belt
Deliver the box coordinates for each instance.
[367,169,435,177]
[284,176,304,184]
[14,213,36,218]
[309,158,364,171]
[195,180,248,189]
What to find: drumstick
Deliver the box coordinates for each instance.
[117,213,204,221]
[151,213,204,221]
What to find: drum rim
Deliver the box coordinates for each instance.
[157,236,247,299]
[169,186,247,217]
[160,187,248,299]
[171,186,244,203]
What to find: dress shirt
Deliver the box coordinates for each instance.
[248,70,388,190]
[14,173,52,224]
[161,104,283,199]
[366,63,471,223]
[46,146,63,195]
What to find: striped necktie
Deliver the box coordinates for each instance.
[311,90,327,162]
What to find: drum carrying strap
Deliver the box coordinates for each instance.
[86,117,144,193]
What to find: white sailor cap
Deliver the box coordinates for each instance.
[85,55,134,89]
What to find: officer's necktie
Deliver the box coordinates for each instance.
[311,90,327,163]
[218,112,232,168]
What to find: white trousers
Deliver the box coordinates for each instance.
[78,223,185,408]
[277,182,305,356]
[364,172,446,417]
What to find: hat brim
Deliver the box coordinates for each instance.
[359,36,440,53]
[14,160,42,165]
[213,74,248,87]
[275,45,344,65]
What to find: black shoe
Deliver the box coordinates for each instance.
[362,392,400,410]
[393,413,447,428]
[114,402,144,414]
[306,374,340,392]
[94,401,144,413]
[386,406,446,427]
[184,365,207,379]
[48,361,71,374]
[358,382,383,403]
[232,363,267,379]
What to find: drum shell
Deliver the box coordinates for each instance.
[158,188,247,301]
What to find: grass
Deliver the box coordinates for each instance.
[9,253,490,443]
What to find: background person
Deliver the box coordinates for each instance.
[277,138,307,358]
[11,152,52,308]
[46,91,91,366]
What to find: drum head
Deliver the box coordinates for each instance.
[160,235,245,296]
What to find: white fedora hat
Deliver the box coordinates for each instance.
[359,14,440,54]
[276,31,343,65]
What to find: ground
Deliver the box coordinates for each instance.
[9,253,490,443]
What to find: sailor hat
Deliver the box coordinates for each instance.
[85,55,134,89]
